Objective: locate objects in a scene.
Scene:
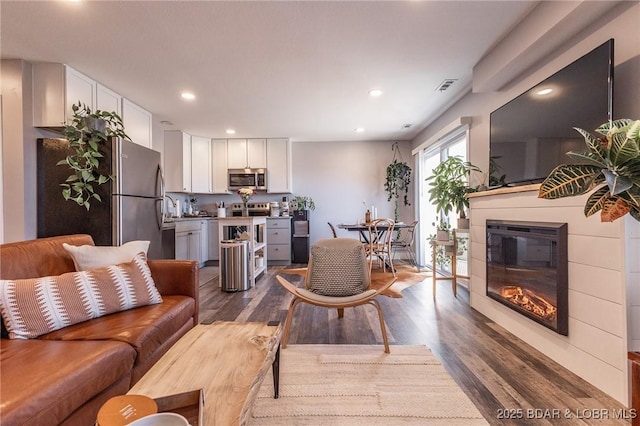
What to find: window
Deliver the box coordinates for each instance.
[417,126,469,275]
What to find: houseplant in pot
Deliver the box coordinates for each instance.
[384,142,412,222]
[425,156,481,229]
[57,102,129,210]
[538,118,640,222]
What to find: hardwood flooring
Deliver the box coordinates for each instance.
[198,264,631,425]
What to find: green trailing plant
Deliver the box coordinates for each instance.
[57,102,129,210]
[292,195,315,211]
[538,118,640,222]
[426,156,481,220]
[384,142,412,222]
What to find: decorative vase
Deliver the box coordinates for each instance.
[242,203,249,217]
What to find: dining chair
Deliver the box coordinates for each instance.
[391,220,419,271]
[366,218,396,277]
[276,238,396,353]
[327,222,338,238]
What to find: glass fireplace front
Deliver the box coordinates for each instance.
[486,220,568,335]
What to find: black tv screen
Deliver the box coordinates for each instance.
[489,39,614,186]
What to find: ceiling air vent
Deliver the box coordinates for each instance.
[401,123,412,130]
[435,79,458,92]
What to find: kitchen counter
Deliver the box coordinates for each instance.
[164,216,215,223]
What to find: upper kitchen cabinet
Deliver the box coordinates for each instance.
[121,98,152,148]
[266,138,292,193]
[211,139,229,193]
[164,130,192,192]
[33,63,96,129]
[190,136,212,194]
[227,138,266,169]
[96,84,121,116]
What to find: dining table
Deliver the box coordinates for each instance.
[338,221,410,272]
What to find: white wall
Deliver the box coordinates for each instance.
[291,139,413,247]
[411,2,640,405]
[0,60,47,243]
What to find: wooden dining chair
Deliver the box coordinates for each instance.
[391,220,419,271]
[366,218,396,277]
[276,238,396,353]
[327,222,338,238]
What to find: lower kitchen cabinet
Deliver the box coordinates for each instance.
[175,221,201,264]
[266,217,291,265]
[208,219,219,261]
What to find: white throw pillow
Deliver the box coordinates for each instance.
[63,240,150,271]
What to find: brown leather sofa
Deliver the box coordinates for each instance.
[0,234,199,426]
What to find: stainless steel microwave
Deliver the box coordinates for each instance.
[228,168,267,190]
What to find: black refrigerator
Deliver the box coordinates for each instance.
[37,138,164,259]
[291,210,310,263]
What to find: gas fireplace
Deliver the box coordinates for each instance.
[486,220,568,335]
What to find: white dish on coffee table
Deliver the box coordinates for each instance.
[127,412,190,426]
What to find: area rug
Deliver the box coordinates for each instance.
[370,264,431,298]
[280,264,431,299]
[249,344,488,425]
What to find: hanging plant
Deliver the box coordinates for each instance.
[57,102,130,210]
[384,142,412,222]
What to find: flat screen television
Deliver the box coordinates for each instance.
[489,39,614,187]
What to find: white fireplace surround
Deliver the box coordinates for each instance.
[468,186,640,405]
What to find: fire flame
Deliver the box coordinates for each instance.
[500,286,557,321]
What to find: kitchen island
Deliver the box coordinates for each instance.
[217,216,267,288]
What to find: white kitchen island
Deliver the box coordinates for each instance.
[217,216,267,288]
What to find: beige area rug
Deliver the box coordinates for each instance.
[249,345,488,425]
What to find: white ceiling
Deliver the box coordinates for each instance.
[1,1,538,142]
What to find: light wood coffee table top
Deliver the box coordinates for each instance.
[128,321,282,426]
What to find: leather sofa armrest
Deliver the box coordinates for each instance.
[147,260,199,324]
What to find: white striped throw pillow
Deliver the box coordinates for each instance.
[0,252,162,339]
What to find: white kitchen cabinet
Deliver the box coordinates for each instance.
[211,139,229,193]
[191,136,212,193]
[227,138,266,169]
[33,63,97,128]
[122,98,152,148]
[175,220,201,263]
[164,131,192,192]
[266,138,292,193]
[96,84,121,116]
[208,219,219,260]
[267,217,291,264]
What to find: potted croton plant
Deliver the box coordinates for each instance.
[538,118,640,222]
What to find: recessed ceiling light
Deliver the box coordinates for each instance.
[369,89,383,97]
[226,129,236,135]
[355,127,365,133]
[181,92,195,100]
[536,88,553,96]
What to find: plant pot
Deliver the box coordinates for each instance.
[82,117,106,133]
[436,230,450,241]
[457,218,470,229]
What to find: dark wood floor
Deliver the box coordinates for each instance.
[198,264,631,425]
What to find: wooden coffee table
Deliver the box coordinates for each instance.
[128,321,282,425]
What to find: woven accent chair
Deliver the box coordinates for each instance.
[391,220,419,271]
[366,218,396,277]
[276,238,396,353]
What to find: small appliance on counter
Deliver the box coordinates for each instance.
[279,196,289,217]
[269,202,280,217]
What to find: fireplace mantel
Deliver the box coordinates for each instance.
[468,183,540,198]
